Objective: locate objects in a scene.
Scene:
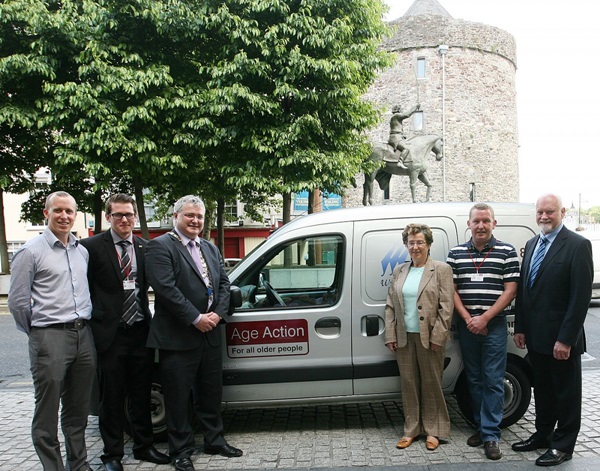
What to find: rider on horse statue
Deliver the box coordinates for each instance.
[386,103,420,170]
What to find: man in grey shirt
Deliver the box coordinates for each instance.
[8,191,96,471]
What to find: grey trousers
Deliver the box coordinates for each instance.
[29,324,96,471]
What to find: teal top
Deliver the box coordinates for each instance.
[401,266,424,333]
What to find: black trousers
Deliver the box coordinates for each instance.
[98,322,154,462]
[159,339,225,459]
[528,349,582,454]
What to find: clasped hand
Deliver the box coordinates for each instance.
[467,315,488,336]
[195,312,221,333]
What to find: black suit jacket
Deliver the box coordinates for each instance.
[145,232,230,351]
[515,226,593,355]
[80,231,151,353]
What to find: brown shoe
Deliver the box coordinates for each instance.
[484,441,502,460]
[396,436,416,449]
[426,436,439,451]
[467,432,482,447]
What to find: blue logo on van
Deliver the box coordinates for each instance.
[381,244,408,276]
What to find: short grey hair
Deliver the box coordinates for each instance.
[469,203,495,221]
[174,195,205,213]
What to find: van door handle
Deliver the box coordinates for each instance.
[316,318,341,329]
[362,315,383,337]
[315,317,341,339]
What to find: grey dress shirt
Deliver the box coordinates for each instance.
[8,228,92,334]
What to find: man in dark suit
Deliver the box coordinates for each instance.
[145,195,242,471]
[81,194,169,471]
[513,193,593,467]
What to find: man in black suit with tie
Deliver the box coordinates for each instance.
[145,195,242,471]
[513,193,593,467]
[81,194,169,471]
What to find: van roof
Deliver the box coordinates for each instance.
[273,202,535,237]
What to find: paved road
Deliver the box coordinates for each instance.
[2,370,600,470]
[2,300,600,470]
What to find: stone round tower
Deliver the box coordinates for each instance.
[351,0,519,205]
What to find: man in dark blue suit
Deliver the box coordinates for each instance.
[513,193,593,467]
[81,194,169,471]
[146,195,242,471]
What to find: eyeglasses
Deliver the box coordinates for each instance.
[110,212,136,220]
[181,213,204,221]
[407,241,427,247]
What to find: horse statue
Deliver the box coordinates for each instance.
[363,134,443,205]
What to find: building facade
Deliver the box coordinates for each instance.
[346,0,519,206]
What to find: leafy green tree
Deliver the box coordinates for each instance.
[0,0,58,272]
[2,0,391,258]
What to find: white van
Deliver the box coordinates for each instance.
[219,202,537,429]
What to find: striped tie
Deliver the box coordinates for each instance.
[117,240,137,325]
[528,236,547,287]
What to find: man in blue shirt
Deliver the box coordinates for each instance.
[447,203,520,461]
[8,191,96,471]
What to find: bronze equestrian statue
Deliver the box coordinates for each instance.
[363,134,443,205]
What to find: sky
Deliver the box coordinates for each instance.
[383,0,600,209]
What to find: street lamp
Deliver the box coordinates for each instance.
[438,45,448,201]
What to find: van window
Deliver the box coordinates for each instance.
[233,234,344,310]
[363,227,452,303]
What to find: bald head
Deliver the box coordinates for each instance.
[535,194,565,234]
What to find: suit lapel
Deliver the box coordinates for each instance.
[170,233,203,281]
[132,235,145,285]
[102,231,123,281]
[534,228,567,286]
[522,237,536,283]
[417,260,435,300]
[395,263,410,312]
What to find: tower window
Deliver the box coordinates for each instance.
[416,57,426,78]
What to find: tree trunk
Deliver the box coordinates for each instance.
[93,188,103,235]
[282,192,291,224]
[216,197,225,256]
[202,203,213,241]
[134,178,150,240]
[0,190,10,274]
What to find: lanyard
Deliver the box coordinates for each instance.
[467,246,492,274]
[116,247,132,278]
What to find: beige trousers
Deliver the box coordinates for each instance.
[396,332,451,438]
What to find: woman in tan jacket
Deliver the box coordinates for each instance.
[385,223,454,451]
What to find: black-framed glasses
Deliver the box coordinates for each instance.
[110,212,136,220]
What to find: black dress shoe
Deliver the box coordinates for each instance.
[512,435,551,452]
[133,445,171,464]
[204,443,243,457]
[535,448,572,467]
[174,457,195,471]
[103,459,123,471]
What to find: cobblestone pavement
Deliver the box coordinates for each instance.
[2,370,600,471]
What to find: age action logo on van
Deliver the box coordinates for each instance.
[226,319,309,358]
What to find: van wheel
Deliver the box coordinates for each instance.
[123,382,168,442]
[454,359,531,428]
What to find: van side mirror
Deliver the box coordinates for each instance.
[228,285,242,315]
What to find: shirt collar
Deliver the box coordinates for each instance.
[468,235,497,252]
[43,227,79,248]
[173,228,199,247]
[540,224,563,244]
[110,229,133,245]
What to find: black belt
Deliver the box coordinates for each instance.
[37,319,87,330]
[118,319,146,330]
